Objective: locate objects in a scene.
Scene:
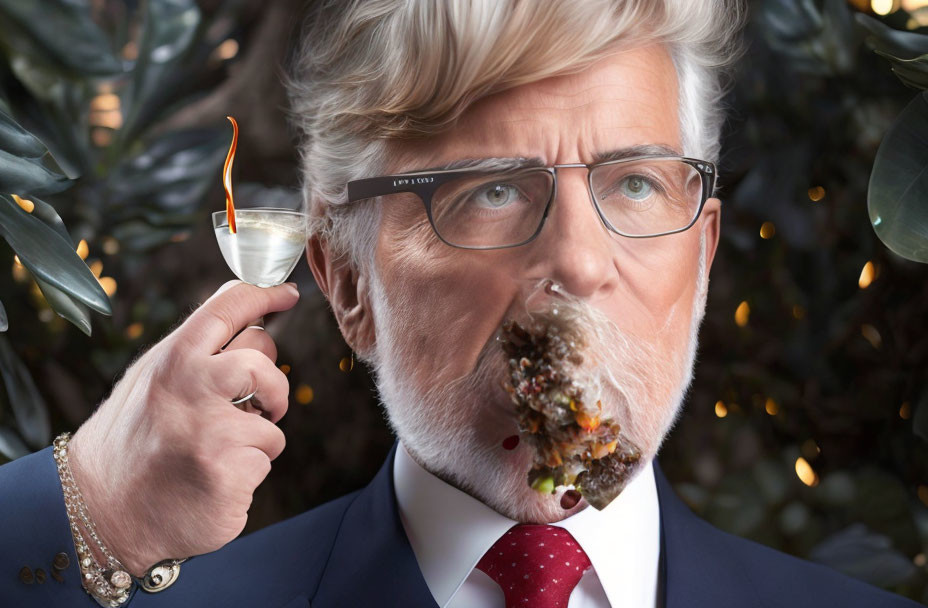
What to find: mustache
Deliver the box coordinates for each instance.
[427,279,661,425]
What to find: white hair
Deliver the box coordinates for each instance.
[287,0,745,270]
[369,233,710,521]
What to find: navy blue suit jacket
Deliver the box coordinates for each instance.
[1,442,919,607]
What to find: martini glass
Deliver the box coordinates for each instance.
[212,207,307,288]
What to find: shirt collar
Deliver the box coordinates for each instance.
[393,441,661,608]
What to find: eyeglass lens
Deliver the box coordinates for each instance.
[428,159,705,248]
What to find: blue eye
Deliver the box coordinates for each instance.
[476,184,519,208]
[620,175,653,200]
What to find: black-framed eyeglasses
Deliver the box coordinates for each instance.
[346,154,717,250]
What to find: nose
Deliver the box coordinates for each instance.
[522,167,619,300]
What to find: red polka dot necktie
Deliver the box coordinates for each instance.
[476,524,592,608]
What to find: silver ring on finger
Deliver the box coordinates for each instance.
[230,389,258,405]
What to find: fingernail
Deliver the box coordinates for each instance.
[285,282,300,297]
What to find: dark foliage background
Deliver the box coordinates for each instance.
[0,0,926,603]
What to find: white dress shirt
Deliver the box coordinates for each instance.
[393,441,662,608]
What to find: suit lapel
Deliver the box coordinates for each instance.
[311,443,438,607]
[654,460,762,608]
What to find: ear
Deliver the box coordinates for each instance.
[699,197,721,273]
[306,236,377,358]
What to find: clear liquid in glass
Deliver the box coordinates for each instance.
[213,209,306,288]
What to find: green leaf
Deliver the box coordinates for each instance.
[120,0,202,142]
[857,13,928,59]
[107,127,228,219]
[0,0,122,76]
[0,299,6,332]
[867,91,928,263]
[0,148,71,196]
[21,195,72,243]
[0,194,112,315]
[0,335,49,449]
[0,426,30,460]
[0,103,72,195]
[0,105,47,159]
[760,0,860,76]
[873,50,928,90]
[857,14,928,89]
[110,220,191,252]
[34,277,92,336]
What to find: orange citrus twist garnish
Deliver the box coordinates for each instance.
[223,116,239,234]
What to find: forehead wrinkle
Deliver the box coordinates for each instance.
[515,81,670,105]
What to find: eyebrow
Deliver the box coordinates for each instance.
[413,143,683,174]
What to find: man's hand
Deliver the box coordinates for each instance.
[68,280,299,577]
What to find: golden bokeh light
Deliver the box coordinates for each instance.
[338,356,354,372]
[715,400,728,418]
[735,301,750,327]
[900,402,912,420]
[76,239,89,260]
[215,39,239,61]
[807,186,826,202]
[90,93,120,112]
[759,221,776,239]
[279,364,291,375]
[861,324,882,350]
[858,261,876,289]
[89,260,103,278]
[871,0,896,15]
[791,305,806,320]
[102,237,120,255]
[90,110,123,130]
[122,41,139,60]
[12,255,28,282]
[918,485,928,507]
[98,276,117,297]
[91,128,113,147]
[11,194,34,213]
[765,398,779,416]
[795,457,819,487]
[295,383,314,404]
[125,322,144,340]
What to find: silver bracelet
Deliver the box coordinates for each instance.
[53,433,187,606]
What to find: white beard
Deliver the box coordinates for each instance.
[367,233,709,522]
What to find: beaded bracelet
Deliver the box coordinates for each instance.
[53,433,187,606]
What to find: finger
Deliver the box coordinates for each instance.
[208,349,290,424]
[224,404,288,461]
[222,325,278,363]
[179,281,299,354]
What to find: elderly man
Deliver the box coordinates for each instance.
[0,1,918,607]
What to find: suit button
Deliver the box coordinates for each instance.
[50,569,64,583]
[53,552,70,570]
[34,568,47,584]
[19,566,34,584]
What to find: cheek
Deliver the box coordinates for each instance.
[610,233,701,347]
[376,202,514,385]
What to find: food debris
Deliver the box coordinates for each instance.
[500,317,641,510]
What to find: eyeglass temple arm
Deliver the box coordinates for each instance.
[346,172,463,204]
